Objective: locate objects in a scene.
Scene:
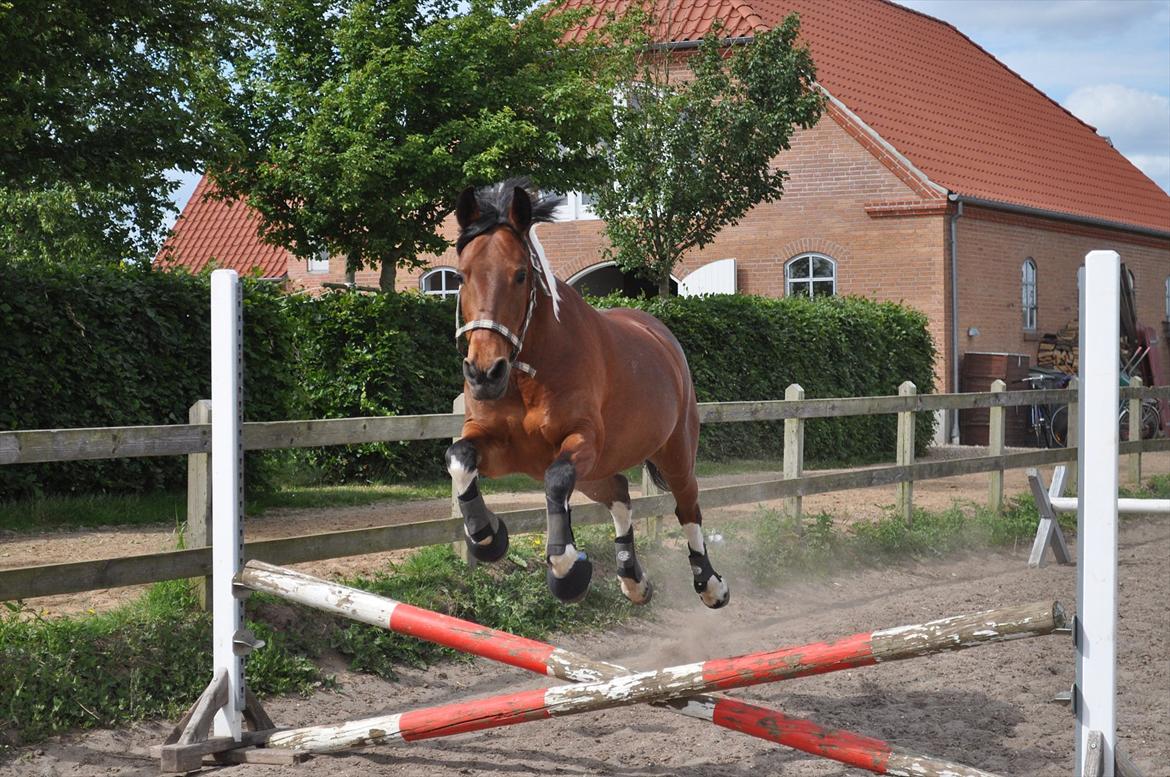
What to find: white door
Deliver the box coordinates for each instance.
[679,259,736,296]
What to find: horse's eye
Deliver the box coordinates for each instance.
[515,268,527,284]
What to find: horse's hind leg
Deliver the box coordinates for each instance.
[646,456,730,609]
[579,474,652,605]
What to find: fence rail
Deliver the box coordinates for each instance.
[2,385,1168,602]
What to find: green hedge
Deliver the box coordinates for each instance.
[0,263,299,499]
[594,294,937,462]
[285,292,463,482]
[1,264,934,498]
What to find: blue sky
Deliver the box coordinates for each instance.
[165,0,1170,227]
[898,0,1170,193]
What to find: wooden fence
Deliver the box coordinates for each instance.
[2,384,1167,602]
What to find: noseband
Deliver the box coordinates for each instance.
[454,226,553,379]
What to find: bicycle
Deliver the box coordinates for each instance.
[1017,369,1071,448]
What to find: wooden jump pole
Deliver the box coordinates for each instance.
[242,561,1059,773]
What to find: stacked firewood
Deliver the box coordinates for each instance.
[1036,320,1078,374]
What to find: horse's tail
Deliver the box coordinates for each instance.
[643,460,671,492]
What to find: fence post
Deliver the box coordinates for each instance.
[896,381,916,526]
[641,464,664,541]
[987,379,1006,513]
[450,393,475,569]
[1065,377,1078,495]
[1128,377,1142,486]
[187,399,213,609]
[783,383,805,531]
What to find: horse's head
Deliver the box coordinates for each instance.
[454,181,560,400]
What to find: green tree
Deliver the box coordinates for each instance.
[0,1,250,263]
[592,16,822,297]
[204,0,637,291]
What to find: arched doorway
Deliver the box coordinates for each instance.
[567,262,678,298]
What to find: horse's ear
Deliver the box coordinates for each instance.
[509,186,532,233]
[455,186,479,230]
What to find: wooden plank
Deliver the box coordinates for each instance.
[242,413,464,450]
[6,437,1169,602]
[7,386,1167,467]
[1027,468,1072,568]
[695,388,1077,423]
[896,381,916,526]
[186,400,213,610]
[0,424,209,465]
[988,380,1006,513]
[782,384,804,526]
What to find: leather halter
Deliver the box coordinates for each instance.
[454,225,551,378]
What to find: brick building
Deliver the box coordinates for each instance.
[158,0,1170,432]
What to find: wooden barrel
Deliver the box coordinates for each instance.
[959,352,1032,446]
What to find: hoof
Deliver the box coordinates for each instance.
[619,575,653,606]
[547,556,593,603]
[697,577,730,610]
[465,518,509,563]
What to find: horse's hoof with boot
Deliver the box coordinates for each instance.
[465,519,509,563]
[619,576,653,605]
[697,579,730,609]
[690,549,730,609]
[547,555,593,603]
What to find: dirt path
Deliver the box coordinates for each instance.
[3,449,1166,616]
[5,515,1167,776]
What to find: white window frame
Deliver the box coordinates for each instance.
[420,267,462,299]
[1022,258,1037,331]
[551,191,598,221]
[784,253,837,297]
[1164,276,1169,321]
[307,248,330,274]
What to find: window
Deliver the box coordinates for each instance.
[307,248,329,274]
[552,191,598,221]
[1022,259,1037,331]
[420,267,461,299]
[785,253,836,297]
[1165,276,1169,321]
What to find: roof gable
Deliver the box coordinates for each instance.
[563,0,1170,233]
[154,176,292,279]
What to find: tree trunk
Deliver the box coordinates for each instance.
[658,272,671,298]
[378,261,396,293]
[345,250,358,287]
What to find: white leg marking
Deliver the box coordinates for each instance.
[699,574,730,608]
[449,459,495,544]
[683,523,706,554]
[612,502,650,603]
[548,543,579,578]
[448,459,477,496]
[611,501,633,537]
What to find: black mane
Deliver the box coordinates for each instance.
[455,178,564,253]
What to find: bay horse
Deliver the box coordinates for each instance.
[445,180,729,608]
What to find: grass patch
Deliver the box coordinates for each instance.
[0,491,188,533]
[741,492,1060,587]
[0,580,320,747]
[0,524,632,748]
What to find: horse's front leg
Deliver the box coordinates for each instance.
[445,437,509,563]
[544,433,598,603]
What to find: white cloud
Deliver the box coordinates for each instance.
[1063,84,1170,152]
[900,0,1168,40]
[1126,154,1170,191]
[1062,85,1170,192]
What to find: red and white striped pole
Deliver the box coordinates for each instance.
[242,561,1059,775]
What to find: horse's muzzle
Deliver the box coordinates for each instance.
[464,357,510,400]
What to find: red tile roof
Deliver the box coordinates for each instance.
[564,0,1170,233]
[155,175,292,278]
